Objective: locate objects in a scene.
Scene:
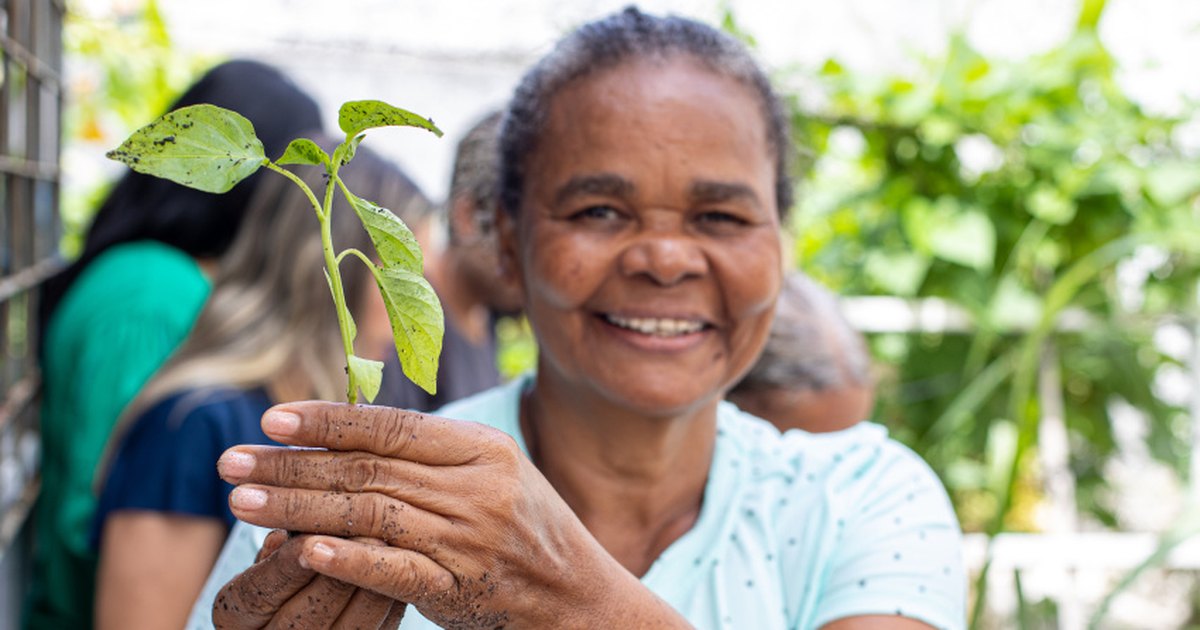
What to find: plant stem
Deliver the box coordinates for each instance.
[336,248,382,281]
[320,162,360,404]
[264,161,325,221]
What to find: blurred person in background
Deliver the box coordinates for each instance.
[91,139,425,630]
[25,59,322,630]
[727,272,875,433]
[377,109,523,411]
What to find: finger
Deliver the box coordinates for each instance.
[228,485,448,554]
[218,446,459,512]
[330,586,398,630]
[265,574,355,630]
[212,534,317,628]
[256,529,289,563]
[379,602,407,630]
[259,402,514,466]
[299,536,455,605]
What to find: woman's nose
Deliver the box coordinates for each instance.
[618,233,708,286]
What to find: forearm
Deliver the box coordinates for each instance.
[95,512,225,630]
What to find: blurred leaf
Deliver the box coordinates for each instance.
[1144,161,1200,207]
[865,250,931,296]
[1027,184,1077,224]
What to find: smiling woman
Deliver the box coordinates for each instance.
[189,8,965,630]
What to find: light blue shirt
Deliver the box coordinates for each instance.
[189,375,965,629]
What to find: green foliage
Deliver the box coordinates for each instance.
[788,0,1200,541]
[108,103,446,402]
[61,0,214,255]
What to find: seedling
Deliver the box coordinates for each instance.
[107,100,445,404]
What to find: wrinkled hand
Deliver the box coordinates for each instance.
[212,529,403,630]
[216,402,635,629]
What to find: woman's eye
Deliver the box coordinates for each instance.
[697,210,748,226]
[572,205,621,221]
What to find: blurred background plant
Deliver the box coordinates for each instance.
[788,0,1199,531]
[60,0,210,256]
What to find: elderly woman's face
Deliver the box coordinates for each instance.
[510,57,783,416]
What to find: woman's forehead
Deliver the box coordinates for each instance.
[526,58,776,199]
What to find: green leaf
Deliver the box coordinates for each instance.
[106,104,265,193]
[277,138,329,166]
[338,100,443,138]
[331,134,365,168]
[865,250,930,296]
[376,267,444,395]
[1027,184,1076,224]
[929,210,996,271]
[347,192,424,274]
[343,133,365,165]
[348,354,384,403]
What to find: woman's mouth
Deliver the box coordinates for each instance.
[602,314,708,337]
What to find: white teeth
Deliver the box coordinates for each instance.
[605,314,705,336]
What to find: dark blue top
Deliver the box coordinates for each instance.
[92,387,276,546]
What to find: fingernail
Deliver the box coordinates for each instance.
[229,487,268,510]
[263,411,300,437]
[217,451,255,478]
[306,542,336,568]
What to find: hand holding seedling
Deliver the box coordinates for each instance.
[108,100,445,404]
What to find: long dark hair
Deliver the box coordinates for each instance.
[38,59,322,351]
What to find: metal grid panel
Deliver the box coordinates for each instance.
[0,0,63,565]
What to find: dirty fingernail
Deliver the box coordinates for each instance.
[218,450,255,478]
[230,487,268,510]
[263,411,300,437]
[307,542,336,568]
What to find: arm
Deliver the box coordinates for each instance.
[95,512,225,630]
[216,402,692,629]
[822,616,937,630]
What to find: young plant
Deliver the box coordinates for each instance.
[107,101,445,404]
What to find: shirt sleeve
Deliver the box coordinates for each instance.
[93,395,236,545]
[812,442,967,630]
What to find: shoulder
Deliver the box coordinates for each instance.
[719,403,939,496]
[85,241,205,283]
[52,242,209,332]
[434,376,526,432]
[121,388,274,451]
